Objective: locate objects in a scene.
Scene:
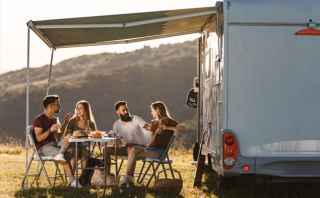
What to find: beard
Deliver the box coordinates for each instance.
[120,113,132,122]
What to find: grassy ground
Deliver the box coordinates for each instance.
[0,145,214,198]
[3,145,320,198]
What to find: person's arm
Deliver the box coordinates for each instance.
[90,121,97,131]
[108,122,117,136]
[157,119,180,133]
[135,116,147,129]
[34,124,58,142]
[63,119,74,136]
[160,123,185,132]
[159,125,177,132]
[143,123,152,131]
[61,113,72,134]
[34,127,49,142]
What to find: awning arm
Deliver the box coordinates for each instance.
[46,48,55,95]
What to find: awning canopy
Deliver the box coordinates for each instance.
[28,7,217,48]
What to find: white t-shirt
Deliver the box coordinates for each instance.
[112,115,151,146]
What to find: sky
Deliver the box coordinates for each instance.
[0,0,215,74]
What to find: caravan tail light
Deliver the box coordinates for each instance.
[242,164,250,173]
[223,130,239,169]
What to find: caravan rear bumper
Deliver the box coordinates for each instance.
[255,156,320,178]
[223,155,320,178]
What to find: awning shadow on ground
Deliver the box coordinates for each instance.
[15,185,185,198]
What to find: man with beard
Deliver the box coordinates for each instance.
[32,95,78,187]
[105,101,151,187]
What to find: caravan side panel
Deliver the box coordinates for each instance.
[226,0,320,158]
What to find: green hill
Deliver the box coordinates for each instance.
[0,41,197,143]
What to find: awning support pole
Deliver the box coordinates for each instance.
[23,27,31,189]
[46,48,55,95]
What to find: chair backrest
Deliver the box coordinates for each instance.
[26,125,36,147]
[26,125,45,161]
[159,134,176,160]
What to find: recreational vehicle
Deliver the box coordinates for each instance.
[188,0,320,190]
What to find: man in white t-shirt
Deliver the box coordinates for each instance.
[112,111,151,146]
[105,101,151,187]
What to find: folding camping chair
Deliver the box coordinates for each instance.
[137,134,176,187]
[21,126,66,188]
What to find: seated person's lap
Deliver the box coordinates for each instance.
[39,141,73,161]
[39,142,60,156]
[104,146,128,156]
[133,146,163,159]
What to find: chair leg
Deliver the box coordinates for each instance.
[146,162,160,187]
[21,155,34,189]
[55,163,65,184]
[53,162,64,187]
[91,142,96,154]
[137,161,146,183]
[117,159,124,176]
[118,159,124,175]
[31,162,43,187]
[53,163,59,187]
[56,163,66,185]
[98,143,102,154]
[168,162,175,179]
[64,162,72,185]
[40,161,52,187]
[139,162,152,184]
[161,164,167,179]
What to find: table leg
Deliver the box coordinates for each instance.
[115,139,118,184]
[75,142,78,188]
[104,142,107,185]
[103,142,107,196]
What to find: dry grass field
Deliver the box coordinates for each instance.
[0,145,214,198]
[1,145,320,198]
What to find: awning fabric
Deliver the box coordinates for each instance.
[28,7,217,48]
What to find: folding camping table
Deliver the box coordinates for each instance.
[69,136,119,189]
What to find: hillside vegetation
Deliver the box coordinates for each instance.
[0,41,198,144]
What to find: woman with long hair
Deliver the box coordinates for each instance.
[125,101,178,187]
[145,101,178,151]
[55,100,97,187]
[67,100,97,137]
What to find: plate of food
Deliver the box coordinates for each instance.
[89,130,106,139]
[72,130,88,138]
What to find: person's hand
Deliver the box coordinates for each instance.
[158,124,166,131]
[143,123,151,131]
[63,113,72,123]
[50,124,60,133]
[73,130,82,137]
[106,130,114,136]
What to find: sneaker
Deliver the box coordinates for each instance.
[70,179,82,188]
[54,153,66,162]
